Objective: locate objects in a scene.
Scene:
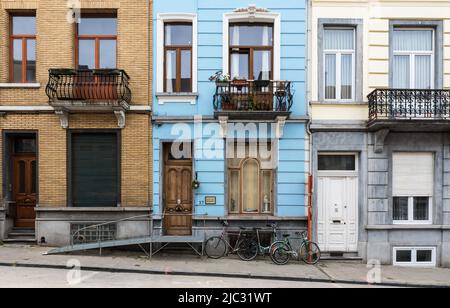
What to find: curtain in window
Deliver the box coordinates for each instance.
[393,30,433,52]
[242,159,259,213]
[325,54,336,99]
[165,50,176,93]
[262,27,270,80]
[415,55,432,89]
[341,54,353,99]
[324,29,354,50]
[393,55,410,89]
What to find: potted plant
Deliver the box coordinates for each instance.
[209,71,230,87]
[192,179,201,190]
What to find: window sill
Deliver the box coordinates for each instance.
[156,92,198,105]
[0,83,41,89]
[366,224,448,230]
[311,100,367,105]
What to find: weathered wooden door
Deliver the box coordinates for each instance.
[13,155,37,228]
[163,144,193,236]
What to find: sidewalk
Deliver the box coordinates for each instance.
[0,244,449,287]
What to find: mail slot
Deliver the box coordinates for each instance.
[333,220,342,224]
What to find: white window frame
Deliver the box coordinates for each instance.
[392,28,435,89]
[156,13,198,104]
[393,196,433,225]
[317,152,359,177]
[323,27,356,102]
[393,247,436,267]
[223,10,281,81]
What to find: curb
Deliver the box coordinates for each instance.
[0,262,449,288]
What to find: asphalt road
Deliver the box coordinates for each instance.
[0,265,386,288]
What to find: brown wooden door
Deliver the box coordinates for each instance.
[163,147,193,236]
[13,155,37,228]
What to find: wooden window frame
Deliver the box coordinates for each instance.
[9,13,36,83]
[228,23,274,81]
[75,14,118,69]
[228,157,274,215]
[163,22,193,93]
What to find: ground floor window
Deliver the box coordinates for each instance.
[70,132,119,207]
[393,247,436,267]
[227,141,274,214]
[392,153,434,224]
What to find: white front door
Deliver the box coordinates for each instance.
[317,154,359,253]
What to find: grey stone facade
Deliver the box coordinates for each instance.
[0,207,5,242]
[312,129,450,267]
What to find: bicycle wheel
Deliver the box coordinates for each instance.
[236,238,258,261]
[204,236,227,259]
[271,245,291,265]
[299,241,321,265]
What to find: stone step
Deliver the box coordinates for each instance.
[2,238,37,244]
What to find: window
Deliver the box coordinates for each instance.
[229,24,273,80]
[323,28,355,100]
[227,141,274,214]
[10,15,36,83]
[164,23,193,93]
[392,153,434,224]
[318,154,356,171]
[76,16,117,69]
[393,247,436,267]
[392,29,434,89]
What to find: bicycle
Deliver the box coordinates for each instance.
[204,220,257,261]
[270,230,321,265]
[237,223,279,261]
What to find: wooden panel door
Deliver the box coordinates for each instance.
[164,162,193,236]
[13,155,37,228]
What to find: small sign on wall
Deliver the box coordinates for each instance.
[205,196,216,205]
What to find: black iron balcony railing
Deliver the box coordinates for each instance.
[368,89,450,122]
[46,69,131,106]
[213,80,293,113]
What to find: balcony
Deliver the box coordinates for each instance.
[367,89,450,132]
[213,80,293,120]
[46,69,131,112]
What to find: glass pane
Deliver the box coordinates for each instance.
[262,171,272,213]
[230,25,273,46]
[229,170,240,213]
[318,155,355,171]
[325,54,336,99]
[12,16,36,35]
[18,161,26,193]
[396,250,412,263]
[324,29,354,50]
[165,24,192,46]
[341,54,353,99]
[13,39,23,82]
[181,50,192,92]
[165,50,177,92]
[253,50,272,81]
[78,17,117,36]
[393,197,409,221]
[393,55,410,88]
[413,197,429,221]
[393,30,433,52]
[230,51,249,80]
[417,250,432,263]
[31,160,37,194]
[415,55,432,89]
[26,39,36,82]
[242,159,259,213]
[99,40,116,69]
[14,138,36,153]
[78,40,95,69]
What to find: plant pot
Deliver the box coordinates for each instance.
[215,81,230,88]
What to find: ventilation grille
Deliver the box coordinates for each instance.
[71,223,117,244]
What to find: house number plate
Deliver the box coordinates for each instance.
[205,196,216,205]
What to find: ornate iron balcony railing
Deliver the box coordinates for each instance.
[213,80,293,113]
[46,69,131,106]
[368,89,450,122]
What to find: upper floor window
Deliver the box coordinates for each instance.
[392,29,434,89]
[229,24,273,81]
[323,28,355,101]
[76,16,117,69]
[164,23,193,93]
[10,15,36,83]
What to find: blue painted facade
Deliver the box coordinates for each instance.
[152,0,307,220]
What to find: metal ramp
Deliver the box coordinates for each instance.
[44,214,206,257]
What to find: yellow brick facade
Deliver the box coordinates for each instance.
[309,0,450,121]
[0,0,153,209]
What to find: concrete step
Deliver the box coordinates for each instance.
[320,252,363,263]
[8,232,35,237]
[2,238,37,244]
